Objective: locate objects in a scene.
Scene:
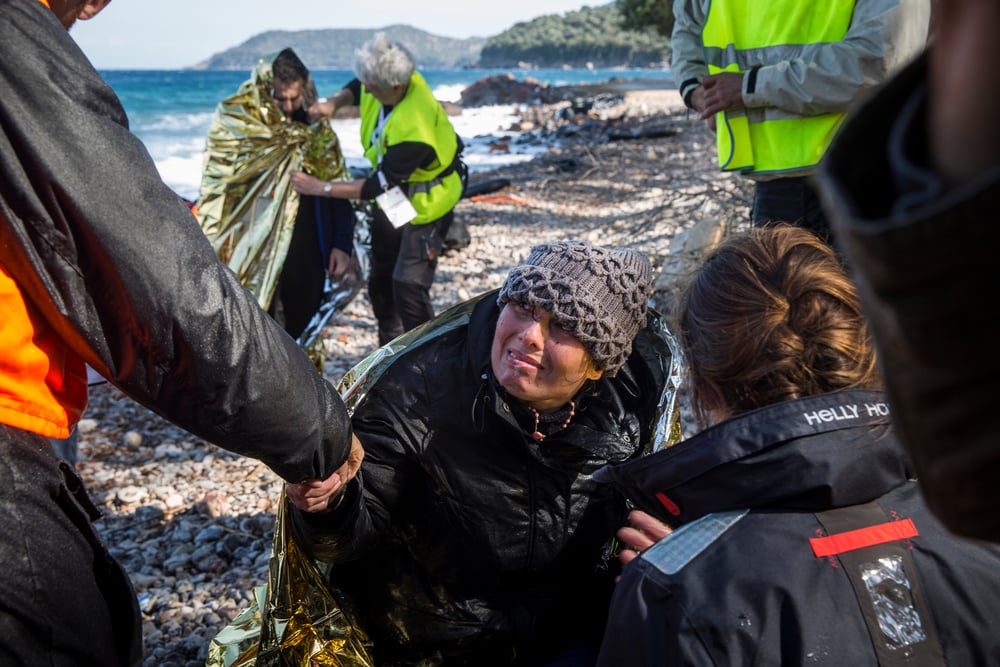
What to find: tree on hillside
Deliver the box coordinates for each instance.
[616,0,674,38]
[478,4,669,68]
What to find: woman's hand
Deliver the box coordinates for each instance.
[327,248,356,284]
[292,173,364,200]
[286,434,365,512]
[285,472,342,513]
[290,171,326,197]
[616,509,672,567]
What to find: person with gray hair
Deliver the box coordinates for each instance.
[293,32,465,346]
[353,31,415,91]
[289,240,674,665]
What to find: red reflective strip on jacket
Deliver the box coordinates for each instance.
[810,518,919,558]
[656,491,681,516]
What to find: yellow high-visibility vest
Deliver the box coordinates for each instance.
[360,72,462,224]
[702,0,855,174]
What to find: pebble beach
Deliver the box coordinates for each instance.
[78,87,753,666]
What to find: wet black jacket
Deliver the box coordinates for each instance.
[817,52,1000,543]
[0,1,352,482]
[595,390,1000,665]
[292,294,671,665]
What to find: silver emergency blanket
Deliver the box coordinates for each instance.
[195,53,351,317]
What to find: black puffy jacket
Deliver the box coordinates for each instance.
[292,293,674,665]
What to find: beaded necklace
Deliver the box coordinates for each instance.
[527,400,576,442]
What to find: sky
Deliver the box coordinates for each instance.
[71,1,605,70]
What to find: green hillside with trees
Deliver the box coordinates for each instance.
[191,2,673,71]
[478,3,669,68]
[616,0,675,38]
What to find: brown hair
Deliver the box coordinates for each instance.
[270,48,318,107]
[676,225,879,426]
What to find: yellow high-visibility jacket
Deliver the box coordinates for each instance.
[670,0,930,177]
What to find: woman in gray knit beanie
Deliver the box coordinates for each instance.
[494,240,653,412]
[288,239,667,666]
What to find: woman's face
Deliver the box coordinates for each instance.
[491,301,602,412]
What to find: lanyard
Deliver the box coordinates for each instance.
[370,106,392,166]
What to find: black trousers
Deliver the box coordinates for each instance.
[751,176,833,246]
[368,210,453,346]
[273,196,355,340]
[0,425,141,666]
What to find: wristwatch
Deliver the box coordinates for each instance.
[323,181,332,195]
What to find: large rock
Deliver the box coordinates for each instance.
[460,74,552,107]
[651,215,728,317]
[460,73,678,111]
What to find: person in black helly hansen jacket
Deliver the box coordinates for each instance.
[594,226,1000,666]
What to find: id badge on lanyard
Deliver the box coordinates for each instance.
[376,177,417,228]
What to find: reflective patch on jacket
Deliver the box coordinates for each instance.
[642,509,749,575]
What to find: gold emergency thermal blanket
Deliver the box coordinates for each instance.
[195,53,349,312]
[205,496,375,667]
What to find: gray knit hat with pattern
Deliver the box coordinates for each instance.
[497,240,653,376]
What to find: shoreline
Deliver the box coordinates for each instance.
[550,75,679,94]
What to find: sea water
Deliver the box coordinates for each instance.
[101,67,674,201]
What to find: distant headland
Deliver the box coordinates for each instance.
[189,5,670,71]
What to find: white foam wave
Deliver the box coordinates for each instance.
[134,111,215,133]
[153,154,205,202]
[143,135,206,159]
[432,83,466,104]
